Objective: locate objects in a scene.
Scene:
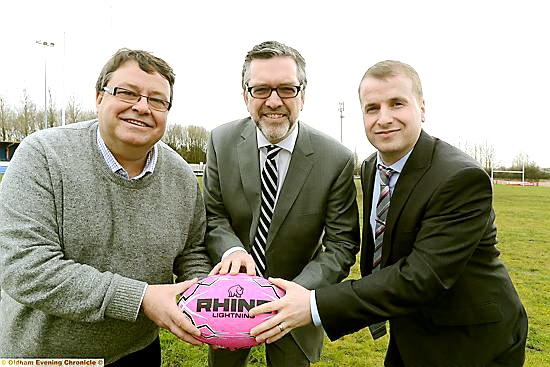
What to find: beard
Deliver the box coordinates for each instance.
[256,116,296,144]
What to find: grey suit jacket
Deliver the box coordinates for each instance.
[203,117,360,361]
[316,130,528,366]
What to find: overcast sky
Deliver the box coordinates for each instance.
[2,0,549,167]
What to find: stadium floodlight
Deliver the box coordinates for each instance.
[36,40,55,129]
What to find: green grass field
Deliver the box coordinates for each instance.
[1,174,547,365]
[159,183,550,366]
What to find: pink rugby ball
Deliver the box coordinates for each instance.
[177,273,285,349]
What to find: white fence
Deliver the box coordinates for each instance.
[189,162,205,176]
[0,161,8,174]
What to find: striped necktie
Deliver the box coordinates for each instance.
[252,145,282,277]
[373,164,395,270]
[369,163,396,339]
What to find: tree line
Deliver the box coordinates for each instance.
[0,90,208,164]
[1,91,548,179]
[0,90,97,141]
[458,141,549,181]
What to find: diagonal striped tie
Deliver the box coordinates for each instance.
[252,145,282,277]
[369,163,396,339]
[373,164,395,270]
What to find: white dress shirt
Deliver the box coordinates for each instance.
[310,150,412,327]
[221,123,299,260]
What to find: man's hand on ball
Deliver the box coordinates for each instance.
[141,279,203,345]
[249,277,313,344]
[209,250,257,276]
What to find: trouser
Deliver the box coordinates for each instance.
[208,334,310,367]
[108,336,161,366]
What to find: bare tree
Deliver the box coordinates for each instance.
[47,89,58,128]
[65,95,97,124]
[0,95,13,141]
[163,124,186,153]
[185,125,208,163]
[66,95,83,124]
[479,141,495,171]
[162,124,208,163]
[512,153,529,170]
[458,140,495,171]
[0,92,97,143]
[15,90,38,140]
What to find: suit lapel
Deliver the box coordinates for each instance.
[363,156,377,224]
[268,123,314,247]
[237,120,261,244]
[360,155,377,275]
[383,130,434,265]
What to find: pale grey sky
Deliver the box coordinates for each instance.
[2,0,549,167]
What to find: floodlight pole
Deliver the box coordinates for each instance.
[36,40,55,129]
[61,32,66,126]
[338,101,345,143]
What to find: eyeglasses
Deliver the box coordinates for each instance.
[246,85,302,99]
[102,86,171,112]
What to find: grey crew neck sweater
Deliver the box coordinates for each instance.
[0,120,210,363]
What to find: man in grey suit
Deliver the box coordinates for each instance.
[249,60,528,366]
[203,41,360,366]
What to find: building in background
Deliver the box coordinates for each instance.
[0,142,19,174]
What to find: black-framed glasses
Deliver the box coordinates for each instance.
[246,85,302,99]
[102,86,171,112]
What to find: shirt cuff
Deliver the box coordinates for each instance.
[138,283,147,313]
[310,290,322,327]
[222,246,248,260]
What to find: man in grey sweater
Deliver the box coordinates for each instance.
[0,49,211,365]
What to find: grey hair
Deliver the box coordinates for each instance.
[241,41,307,90]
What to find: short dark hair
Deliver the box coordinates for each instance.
[359,60,423,102]
[95,48,176,107]
[241,41,307,90]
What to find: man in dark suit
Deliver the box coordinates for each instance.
[203,41,360,366]
[250,60,528,366]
